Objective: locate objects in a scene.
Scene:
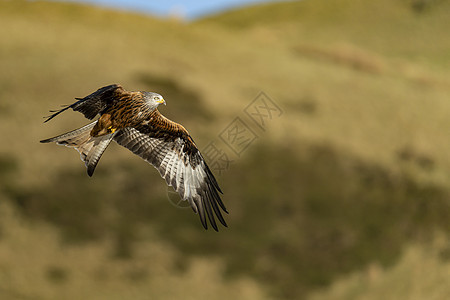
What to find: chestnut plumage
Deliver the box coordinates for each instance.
[40,84,227,231]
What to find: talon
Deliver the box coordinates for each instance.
[107,126,116,133]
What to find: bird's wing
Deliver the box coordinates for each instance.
[113,110,227,231]
[44,84,127,122]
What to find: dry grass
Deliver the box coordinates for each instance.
[0,0,450,299]
[294,44,387,74]
[309,234,450,300]
[0,201,269,300]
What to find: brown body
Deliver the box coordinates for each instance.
[91,92,149,136]
[41,84,226,231]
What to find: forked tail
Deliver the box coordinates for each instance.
[40,121,115,176]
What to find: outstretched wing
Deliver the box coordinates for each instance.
[44,84,126,122]
[113,110,227,231]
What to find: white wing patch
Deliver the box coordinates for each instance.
[113,127,227,231]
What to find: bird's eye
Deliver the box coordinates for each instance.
[154,97,160,101]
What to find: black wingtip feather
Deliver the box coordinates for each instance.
[202,191,218,231]
[209,184,228,213]
[43,105,73,123]
[206,188,227,228]
[203,161,223,194]
[196,198,208,230]
[201,219,208,230]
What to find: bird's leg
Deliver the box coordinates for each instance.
[107,126,117,134]
[91,114,116,136]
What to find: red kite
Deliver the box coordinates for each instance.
[41,84,227,231]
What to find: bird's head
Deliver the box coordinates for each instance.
[143,92,166,110]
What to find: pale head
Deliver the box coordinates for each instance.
[143,91,166,110]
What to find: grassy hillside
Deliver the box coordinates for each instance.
[310,234,450,300]
[0,0,449,299]
[199,0,450,69]
[198,0,450,187]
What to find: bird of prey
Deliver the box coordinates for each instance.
[40,84,227,231]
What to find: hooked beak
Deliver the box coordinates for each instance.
[157,98,166,105]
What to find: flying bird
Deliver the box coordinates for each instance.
[40,84,227,231]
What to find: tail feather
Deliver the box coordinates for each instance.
[85,134,115,176]
[40,121,115,176]
[40,121,97,145]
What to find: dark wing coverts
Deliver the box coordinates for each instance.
[114,112,227,231]
[44,84,126,122]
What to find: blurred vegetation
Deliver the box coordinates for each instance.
[0,0,449,299]
[310,234,450,300]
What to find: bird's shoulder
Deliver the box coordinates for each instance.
[142,110,189,135]
[137,110,198,153]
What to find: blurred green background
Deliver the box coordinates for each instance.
[1,0,450,299]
